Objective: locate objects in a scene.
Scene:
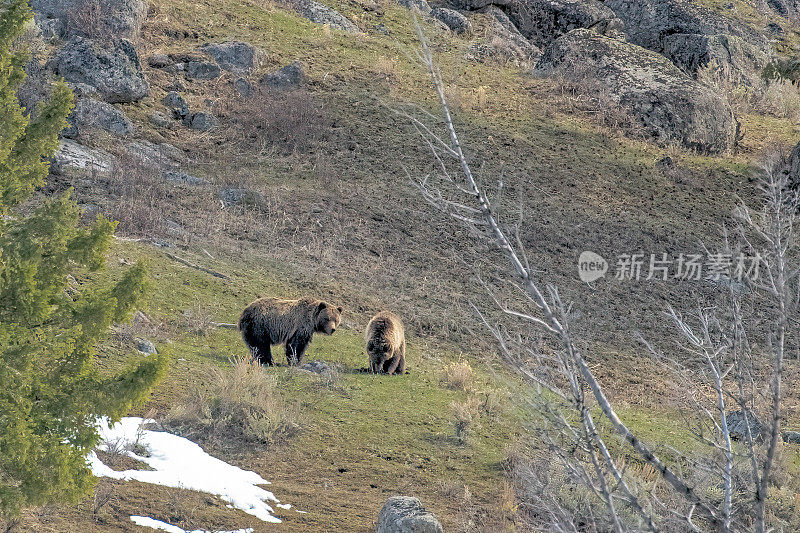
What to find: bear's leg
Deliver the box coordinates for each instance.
[385,352,402,375]
[286,332,311,366]
[254,342,274,366]
[397,341,406,374]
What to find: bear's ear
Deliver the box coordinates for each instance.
[337,306,343,313]
[315,301,327,315]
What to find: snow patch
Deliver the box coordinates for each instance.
[89,417,283,524]
[131,515,254,533]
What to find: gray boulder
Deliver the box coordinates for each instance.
[148,54,172,69]
[63,98,134,138]
[125,140,184,169]
[504,0,624,48]
[234,77,255,97]
[300,360,333,374]
[376,496,443,533]
[219,187,264,207]
[261,62,305,90]
[30,0,147,39]
[662,33,770,86]
[149,111,174,129]
[51,139,116,178]
[726,410,762,441]
[469,6,541,64]
[163,170,209,186]
[199,41,256,73]
[604,0,769,57]
[291,0,360,33]
[18,56,54,114]
[162,91,191,122]
[431,8,471,34]
[185,61,221,80]
[48,37,149,103]
[396,0,432,13]
[783,431,800,444]
[189,112,220,132]
[534,29,737,153]
[135,338,157,355]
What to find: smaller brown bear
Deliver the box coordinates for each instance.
[365,311,405,375]
[239,297,342,366]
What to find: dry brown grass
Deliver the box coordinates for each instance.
[450,396,480,442]
[163,355,299,448]
[441,359,476,392]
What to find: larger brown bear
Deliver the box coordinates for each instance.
[365,311,405,375]
[239,297,342,366]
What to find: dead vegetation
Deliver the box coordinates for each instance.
[162,355,300,449]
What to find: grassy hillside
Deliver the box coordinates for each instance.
[14,0,800,530]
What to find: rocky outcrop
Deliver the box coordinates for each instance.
[261,62,306,90]
[30,0,147,39]
[376,496,443,533]
[199,41,256,73]
[50,139,116,178]
[726,410,762,440]
[431,8,472,34]
[604,0,771,82]
[504,0,623,48]
[48,37,149,103]
[534,29,737,153]
[63,98,134,138]
[125,140,184,169]
[661,33,770,86]
[290,0,360,33]
[396,0,432,13]
[185,60,221,80]
[469,6,541,64]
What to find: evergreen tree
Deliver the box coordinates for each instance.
[0,0,166,517]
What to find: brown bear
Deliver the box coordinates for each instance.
[365,311,405,375]
[238,297,342,366]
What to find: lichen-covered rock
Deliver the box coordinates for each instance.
[51,139,116,178]
[260,62,306,90]
[376,496,443,533]
[30,0,147,39]
[48,37,149,103]
[290,0,360,33]
[162,91,190,122]
[189,112,220,132]
[604,0,768,55]
[534,29,737,153]
[431,8,472,34]
[199,41,256,72]
[63,98,134,138]
[469,6,541,64]
[125,140,184,169]
[662,33,770,86]
[504,0,624,48]
[185,60,221,80]
[396,0,432,13]
[234,77,255,97]
[726,410,762,440]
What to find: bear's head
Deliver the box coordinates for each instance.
[314,301,342,335]
[367,340,391,360]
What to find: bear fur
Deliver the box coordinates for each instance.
[239,297,342,366]
[365,311,405,375]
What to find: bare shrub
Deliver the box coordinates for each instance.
[409,20,799,531]
[163,355,299,447]
[63,0,108,41]
[182,301,218,336]
[442,359,475,391]
[478,387,509,421]
[224,87,333,155]
[107,156,169,238]
[450,396,480,442]
[698,60,800,122]
[92,482,114,520]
